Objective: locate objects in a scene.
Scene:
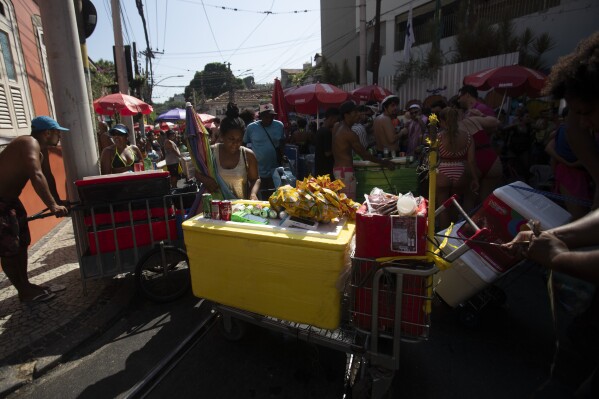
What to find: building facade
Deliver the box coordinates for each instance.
[321,0,599,86]
[0,0,66,245]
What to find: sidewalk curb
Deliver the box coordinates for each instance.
[0,278,136,398]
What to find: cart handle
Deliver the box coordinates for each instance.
[434,194,480,232]
[27,201,79,221]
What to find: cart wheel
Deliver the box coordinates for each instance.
[218,316,246,341]
[135,245,190,303]
[458,305,480,329]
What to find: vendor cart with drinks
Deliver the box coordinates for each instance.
[180,135,496,397]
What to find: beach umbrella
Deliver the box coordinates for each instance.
[183,103,237,214]
[93,93,153,116]
[156,108,186,121]
[272,78,289,129]
[198,114,216,124]
[285,83,349,114]
[463,65,547,98]
[351,84,392,103]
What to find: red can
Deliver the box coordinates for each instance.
[219,200,232,221]
[210,200,221,220]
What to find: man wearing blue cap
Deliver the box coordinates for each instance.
[0,116,69,303]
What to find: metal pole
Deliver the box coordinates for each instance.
[111,0,135,144]
[38,0,98,191]
[359,0,367,86]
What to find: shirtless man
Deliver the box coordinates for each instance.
[373,95,401,156]
[0,116,69,303]
[333,101,395,200]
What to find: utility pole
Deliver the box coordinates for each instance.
[359,0,367,86]
[111,0,134,144]
[372,0,382,85]
[227,62,234,103]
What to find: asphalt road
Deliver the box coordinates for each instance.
[7,262,596,399]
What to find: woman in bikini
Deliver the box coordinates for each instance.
[195,103,261,200]
[100,124,144,175]
[460,109,502,210]
[436,107,479,229]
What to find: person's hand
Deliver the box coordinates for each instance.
[502,230,535,258]
[51,204,69,218]
[201,176,219,193]
[383,159,395,170]
[527,231,569,268]
[468,108,483,117]
[250,193,259,201]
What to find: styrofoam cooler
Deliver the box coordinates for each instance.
[435,181,571,307]
[434,222,501,307]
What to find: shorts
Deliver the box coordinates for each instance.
[0,198,31,257]
[333,167,357,201]
[167,163,180,179]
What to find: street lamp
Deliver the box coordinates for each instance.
[150,75,185,103]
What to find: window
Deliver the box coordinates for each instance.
[0,30,16,80]
[0,0,33,136]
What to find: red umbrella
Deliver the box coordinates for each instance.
[463,65,547,97]
[272,78,289,129]
[351,84,392,103]
[285,83,349,114]
[93,93,153,116]
[198,113,215,123]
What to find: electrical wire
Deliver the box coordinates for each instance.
[200,0,225,63]
[225,0,275,63]
[162,0,169,51]
[155,0,159,50]
[121,1,137,44]
[119,1,131,45]
[175,0,357,15]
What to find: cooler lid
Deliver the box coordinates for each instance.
[75,170,170,187]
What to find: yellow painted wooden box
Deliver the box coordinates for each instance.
[182,213,355,330]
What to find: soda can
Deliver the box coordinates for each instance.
[202,193,213,218]
[211,200,221,220]
[219,200,232,221]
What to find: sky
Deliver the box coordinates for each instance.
[86,0,323,103]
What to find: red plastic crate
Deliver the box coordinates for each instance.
[354,199,428,258]
[83,207,173,227]
[351,259,429,337]
[87,219,178,255]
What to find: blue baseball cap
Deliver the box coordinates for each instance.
[31,116,69,132]
[109,124,129,136]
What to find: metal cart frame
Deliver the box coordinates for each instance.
[72,192,195,301]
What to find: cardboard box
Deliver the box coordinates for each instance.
[355,199,428,258]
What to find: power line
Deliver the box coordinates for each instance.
[225,0,275,63]
[175,0,357,15]
[119,1,131,44]
[155,0,159,50]
[162,0,169,51]
[200,0,225,63]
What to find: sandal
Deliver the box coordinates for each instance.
[21,291,56,303]
[43,284,66,293]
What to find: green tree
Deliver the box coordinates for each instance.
[184,63,244,100]
[91,59,117,100]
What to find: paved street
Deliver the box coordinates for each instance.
[4,258,596,398]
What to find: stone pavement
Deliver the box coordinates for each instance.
[0,219,134,396]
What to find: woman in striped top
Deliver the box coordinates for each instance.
[436,107,479,229]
